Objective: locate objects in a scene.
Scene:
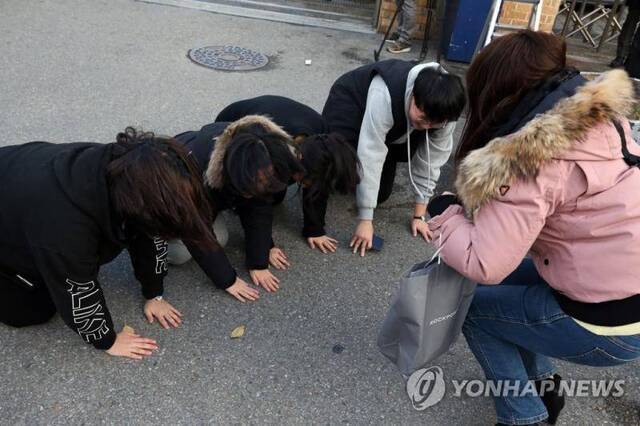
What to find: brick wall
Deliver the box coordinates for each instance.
[498,0,562,33]
[377,0,562,38]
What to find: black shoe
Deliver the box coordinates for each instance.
[610,57,625,68]
[535,374,565,425]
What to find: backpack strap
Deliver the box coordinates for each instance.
[612,119,640,168]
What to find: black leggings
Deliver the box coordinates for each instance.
[377,142,420,205]
[617,3,640,60]
[0,272,56,328]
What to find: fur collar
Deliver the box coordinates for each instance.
[205,115,291,189]
[455,69,635,216]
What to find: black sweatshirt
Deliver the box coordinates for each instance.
[174,123,275,289]
[215,95,330,238]
[215,95,329,136]
[0,142,168,350]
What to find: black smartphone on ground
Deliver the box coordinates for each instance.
[371,234,384,251]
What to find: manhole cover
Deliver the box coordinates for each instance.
[188,46,269,71]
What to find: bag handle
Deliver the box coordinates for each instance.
[429,234,444,265]
[612,119,640,168]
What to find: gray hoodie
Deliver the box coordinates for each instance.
[356,62,456,220]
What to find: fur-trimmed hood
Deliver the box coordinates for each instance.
[205,115,292,189]
[455,69,636,215]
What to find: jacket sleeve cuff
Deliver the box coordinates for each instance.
[141,281,164,300]
[92,329,117,351]
[302,226,326,238]
[247,260,269,271]
[216,270,237,290]
[427,204,465,231]
[427,194,461,218]
[358,207,374,220]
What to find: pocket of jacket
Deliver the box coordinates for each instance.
[0,269,38,293]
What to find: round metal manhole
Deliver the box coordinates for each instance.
[188,46,269,71]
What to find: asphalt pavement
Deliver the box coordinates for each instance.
[0,1,638,424]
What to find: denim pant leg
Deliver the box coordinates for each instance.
[395,0,404,36]
[462,259,640,425]
[491,259,557,381]
[395,0,417,43]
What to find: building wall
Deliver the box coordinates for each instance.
[377,0,562,38]
[499,0,562,32]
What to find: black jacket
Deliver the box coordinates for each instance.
[215,95,329,136]
[0,142,168,350]
[214,96,329,237]
[174,122,275,289]
[321,59,427,147]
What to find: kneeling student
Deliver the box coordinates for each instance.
[216,95,360,254]
[0,128,216,359]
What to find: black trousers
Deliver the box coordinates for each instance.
[377,142,419,205]
[0,271,56,328]
[617,3,640,60]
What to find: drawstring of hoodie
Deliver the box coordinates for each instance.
[406,120,429,201]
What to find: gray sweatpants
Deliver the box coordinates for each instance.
[396,0,417,43]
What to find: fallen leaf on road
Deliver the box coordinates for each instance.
[230,325,245,339]
[122,324,135,334]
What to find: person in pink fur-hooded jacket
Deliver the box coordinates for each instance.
[426,31,640,426]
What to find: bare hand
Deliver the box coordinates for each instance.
[269,247,290,270]
[226,277,260,303]
[411,219,433,242]
[250,269,280,293]
[350,220,374,257]
[106,330,158,360]
[307,235,338,253]
[144,298,183,329]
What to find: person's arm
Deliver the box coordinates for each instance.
[183,239,237,289]
[30,248,116,349]
[236,199,274,270]
[184,238,260,302]
[302,189,339,253]
[128,235,168,299]
[350,77,395,256]
[427,173,560,284]
[302,189,328,238]
[236,199,282,292]
[30,247,159,359]
[128,235,182,329]
[355,76,395,221]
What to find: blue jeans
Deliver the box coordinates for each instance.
[462,259,640,425]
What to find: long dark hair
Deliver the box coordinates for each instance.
[457,30,566,162]
[299,133,360,199]
[106,127,216,249]
[223,123,305,199]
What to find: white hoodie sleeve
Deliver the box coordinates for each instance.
[356,76,395,220]
[409,121,455,204]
